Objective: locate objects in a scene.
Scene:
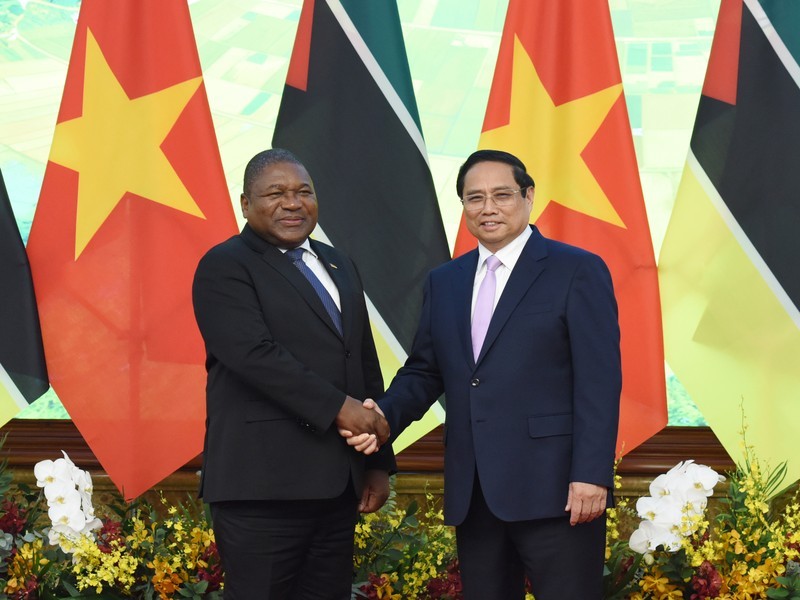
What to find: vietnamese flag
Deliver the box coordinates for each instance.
[454,0,667,455]
[27,0,237,498]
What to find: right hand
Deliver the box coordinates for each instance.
[338,398,386,454]
[335,396,389,447]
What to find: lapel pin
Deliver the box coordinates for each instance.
[329,263,338,269]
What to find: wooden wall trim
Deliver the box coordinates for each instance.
[1,420,735,479]
[395,425,736,475]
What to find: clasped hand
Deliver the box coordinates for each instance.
[336,398,386,455]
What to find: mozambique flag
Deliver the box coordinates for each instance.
[0,168,48,425]
[27,0,237,498]
[659,0,800,486]
[454,0,667,455]
[273,0,450,449]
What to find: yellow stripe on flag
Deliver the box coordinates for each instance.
[0,362,29,425]
[659,157,800,489]
[370,321,443,454]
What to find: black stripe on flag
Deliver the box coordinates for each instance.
[691,6,800,310]
[0,168,49,403]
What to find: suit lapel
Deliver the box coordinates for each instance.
[241,226,342,339]
[454,251,480,367]
[312,241,352,342]
[475,228,548,365]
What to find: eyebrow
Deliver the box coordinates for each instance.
[264,182,312,191]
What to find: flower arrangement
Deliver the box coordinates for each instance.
[628,460,726,555]
[0,443,222,599]
[352,489,537,600]
[605,445,800,599]
[2,436,799,599]
[352,489,461,599]
[34,451,102,552]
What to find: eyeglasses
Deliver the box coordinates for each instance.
[460,188,526,212]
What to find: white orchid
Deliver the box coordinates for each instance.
[48,523,77,549]
[34,458,73,488]
[635,494,684,526]
[43,480,81,509]
[684,461,726,496]
[35,452,101,554]
[72,468,95,512]
[629,519,682,553]
[48,503,87,532]
[629,460,724,555]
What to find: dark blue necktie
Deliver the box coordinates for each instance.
[285,247,342,335]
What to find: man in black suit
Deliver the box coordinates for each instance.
[347,149,621,599]
[192,148,394,599]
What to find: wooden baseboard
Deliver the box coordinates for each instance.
[0,420,735,495]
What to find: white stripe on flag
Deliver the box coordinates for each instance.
[744,0,800,90]
[0,362,32,410]
[325,0,431,166]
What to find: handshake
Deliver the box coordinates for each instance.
[335,396,388,455]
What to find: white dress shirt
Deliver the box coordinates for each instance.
[470,226,532,320]
[281,240,341,310]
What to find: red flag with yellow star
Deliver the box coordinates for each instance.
[454,0,666,455]
[27,0,237,498]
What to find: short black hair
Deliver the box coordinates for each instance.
[455,149,535,197]
[243,148,305,197]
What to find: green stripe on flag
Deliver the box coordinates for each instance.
[757,0,800,64]
[337,0,423,130]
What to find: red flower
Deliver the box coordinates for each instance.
[197,541,224,591]
[690,560,722,599]
[358,573,390,599]
[787,532,800,555]
[95,519,124,553]
[0,500,28,536]
[613,555,635,588]
[8,576,38,600]
[426,559,463,599]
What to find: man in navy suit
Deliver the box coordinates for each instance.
[193,148,394,599]
[348,149,621,599]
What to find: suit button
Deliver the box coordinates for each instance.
[470,378,480,387]
[345,350,351,358]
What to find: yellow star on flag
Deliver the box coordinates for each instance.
[481,36,626,228]
[49,28,206,259]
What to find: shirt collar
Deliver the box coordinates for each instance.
[279,238,316,259]
[477,225,532,271]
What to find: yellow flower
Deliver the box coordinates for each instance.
[639,567,682,597]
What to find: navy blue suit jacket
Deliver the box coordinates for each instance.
[379,226,621,525]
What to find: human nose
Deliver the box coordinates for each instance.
[281,190,303,208]
[480,194,500,213]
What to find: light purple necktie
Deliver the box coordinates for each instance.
[472,255,502,360]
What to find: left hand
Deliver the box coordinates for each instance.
[359,469,390,513]
[564,481,607,525]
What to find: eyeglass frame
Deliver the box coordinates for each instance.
[459,186,530,212]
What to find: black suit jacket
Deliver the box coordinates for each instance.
[193,224,394,503]
[380,226,620,525]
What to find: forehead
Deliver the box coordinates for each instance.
[254,161,312,188]
[463,161,516,190]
